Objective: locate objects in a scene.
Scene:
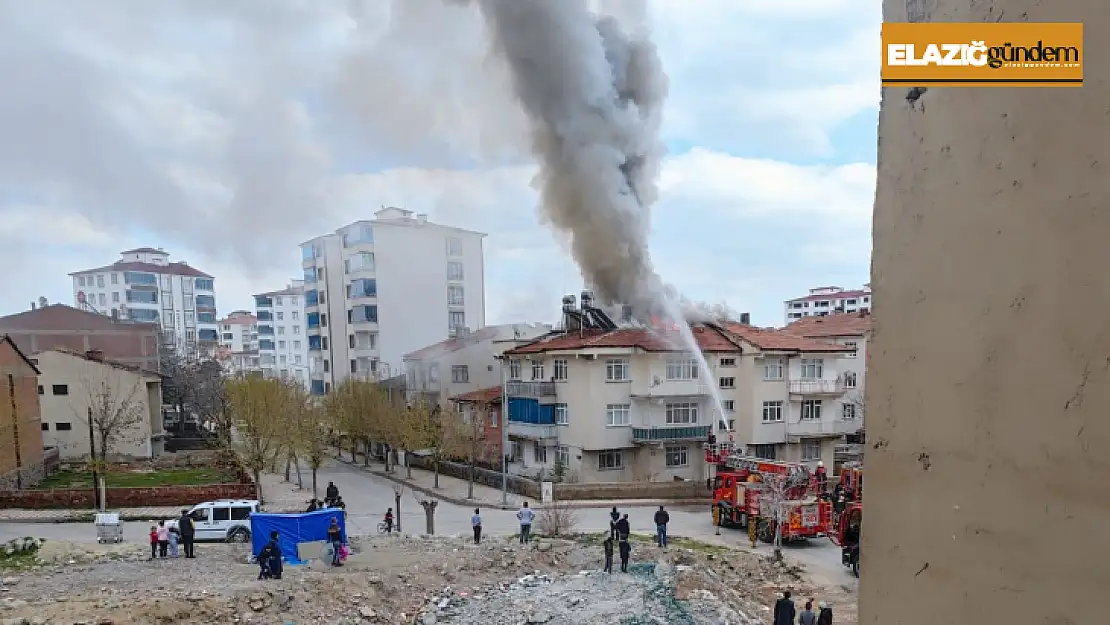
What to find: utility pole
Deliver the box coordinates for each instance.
[87,406,99,510]
[500,357,509,506]
[8,375,23,490]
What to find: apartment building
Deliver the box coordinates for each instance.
[784,285,871,323]
[216,311,259,376]
[254,281,309,386]
[0,304,160,372]
[69,248,218,357]
[452,386,504,462]
[404,323,551,408]
[499,296,851,484]
[300,208,486,395]
[35,349,166,460]
[783,311,871,428]
[0,335,46,489]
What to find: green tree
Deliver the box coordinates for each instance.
[224,375,285,503]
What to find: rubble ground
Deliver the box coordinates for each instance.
[0,532,857,625]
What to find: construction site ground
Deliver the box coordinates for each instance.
[0,531,857,625]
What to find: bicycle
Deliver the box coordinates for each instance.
[377,521,392,534]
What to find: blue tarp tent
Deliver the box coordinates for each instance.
[250,509,347,565]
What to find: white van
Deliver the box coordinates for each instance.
[167,499,259,542]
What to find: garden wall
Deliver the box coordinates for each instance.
[0,482,257,510]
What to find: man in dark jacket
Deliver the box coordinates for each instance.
[817,601,833,625]
[773,591,796,625]
[614,513,631,542]
[618,538,631,573]
[609,507,620,539]
[267,530,283,580]
[325,481,339,506]
[602,536,614,574]
[653,506,670,547]
[177,509,195,559]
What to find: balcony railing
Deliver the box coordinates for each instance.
[505,381,557,397]
[631,425,712,442]
[507,422,558,441]
[788,380,845,395]
[785,419,840,440]
[631,377,710,398]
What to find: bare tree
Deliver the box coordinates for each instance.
[397,399,435,480]
[441,403,495,499]
[78,368,149,463]
[756,473,791,562]
[536,500,578,537]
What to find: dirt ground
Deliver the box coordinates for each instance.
[0,533,857,624]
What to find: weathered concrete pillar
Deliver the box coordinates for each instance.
[864,2,1107,624]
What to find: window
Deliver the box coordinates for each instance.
[320,313,328,328]
[509,441,521,462]
[278,326,285,336]
[428,364,440,383]
[448,311,465,330]
[112,292,119,303]
[291,301,298,310]
[277,312,284,321]
[351,278,377,298]
[323,359,330,372]
[800,358,824,379]
[665,446,688,467]
[556,446,570,468]
[719,357,736,367]
[447,261,464,281]
[489,409,499,428]
[598,450,624,470]
[97,275,105,287]
[718,377,735,389]
[842,403,857,420]
[317,268,325,281]
[41,423,48,431]
[452,365,469,383]
[801,399,823,420]
[230,506,252,521]
[718,419,736,431]
[351,359,358,374]
[322,337,328,350]
[605,403,630,426]
[763,360,784,380]
[761,401,784,423]
[195,278,214,291]
[605,358,630,382]
[722,400,735,412]
[278,341,286,349]
[293,325,301,335]
[447,285,465,306]
[665,402,698,424]
[554,403,568,425]
[801,440,821,461]
[295,355,302,364]
[447,236,463,256]
[533,442,548,464]
[844,341,858,357]
[347,252,374,272]
[52,384,69,396]
[844,372,858,389]
[78,276,85,286]
[509,360,522,380]
[553,358,568,381]
[531,360,544,381]
[55,422,73,431]
[37,385,43,395]
[211,507,231,522]
[665,358,698,380]
[349,335,356,349]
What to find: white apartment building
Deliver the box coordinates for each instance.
[783,311,871,433]
[216,311,259,376]
[69,248,218,357]
[784,285,872,323]
[499,298,853,484]
[403,323,552,408]
[254,281,310,387]
[300,208,486,396]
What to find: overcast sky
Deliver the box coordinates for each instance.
[0,0,880,327]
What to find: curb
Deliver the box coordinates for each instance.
[0,506,302,525]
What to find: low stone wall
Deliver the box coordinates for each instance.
[0,482,257,510]
[407,455,541,499]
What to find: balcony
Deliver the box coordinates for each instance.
[257,311,273,321]
[788,380,845,396]
[784,419,841,442]
[507,422,558,442]
[632,425,712,443]
[631,377,709,398]
[257,325,274,336]
[255,296,273,308]
[506,381,557,398]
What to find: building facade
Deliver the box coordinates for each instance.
[300,208,486,395]
[254,281,309,386]
[216,311,259,377]
[782,311,871,431]
[499,299,853,484]
[452,386,504,463]
[0,304,160,372]
[783,285,872,323]
[69,248,218,358]
[0,336,45,489]
[35,349,166,461]
[404,323,551,408]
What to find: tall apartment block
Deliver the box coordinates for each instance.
[300,208,486,395]
[783,285,872,323]
[69,248,217,358]
[216,310,259,376]
[253,280,310,387]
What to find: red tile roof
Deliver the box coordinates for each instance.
[70,260,212,279]
[0,305,156,332]
[220,313,257,325]
[717,323,851,353]
[782,313,872,338]
[404,327,499,360]
[504,324,744,355]
[453,386,502,403]
[785,289,870,303]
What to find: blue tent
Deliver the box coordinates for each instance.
[250,509,347,565]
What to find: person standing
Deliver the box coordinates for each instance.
[384,508,394,533]
[799,599,817,625]
[327,517,343,567]
[815,462,828,494]
[267,530,283,580]
[178,509,196,559]
[148,526,158,560]
[517,502,535,545]
[608,507,620,539]
[817,601,833,625]
[471,508,482,544]
[773,591,796,625]
[618,537,631,573]
[602,536,614,574]
[653,506,670,548]
[156,520,170,558]
[167,524,180,558]
[325,481,340,506]
[615,513,631,542]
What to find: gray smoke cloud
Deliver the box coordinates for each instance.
[451,0,673,320]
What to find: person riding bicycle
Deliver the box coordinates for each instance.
[383,508,394,533]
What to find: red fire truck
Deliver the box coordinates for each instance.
[707,443,834,543]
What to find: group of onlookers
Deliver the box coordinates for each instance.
[148,510,197,560]
[775,591,836,625]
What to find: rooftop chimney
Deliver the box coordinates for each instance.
[739,312,751,325]
[85,349,104,362]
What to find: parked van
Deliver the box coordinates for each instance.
[167,499,259,542]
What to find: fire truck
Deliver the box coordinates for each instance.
[706,443,834,543]
[830,502,862,577]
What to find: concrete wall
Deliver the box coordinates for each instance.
[0,342,45,489]
[862,1,1106,624]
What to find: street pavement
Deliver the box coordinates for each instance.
[0,458,857,588]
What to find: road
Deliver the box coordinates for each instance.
[0,459,857,589]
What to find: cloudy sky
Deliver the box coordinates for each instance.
[0,0,880,327]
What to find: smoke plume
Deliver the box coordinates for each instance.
[455,0,673,320]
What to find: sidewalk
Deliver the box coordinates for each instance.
[331,452,711,511]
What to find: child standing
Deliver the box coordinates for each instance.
[149,526,158,560]
[167,525,180,558]
[602,536,614,574]
[156,521,170,558]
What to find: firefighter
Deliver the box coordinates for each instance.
[815,461,828,493]
[748,515,757,548]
